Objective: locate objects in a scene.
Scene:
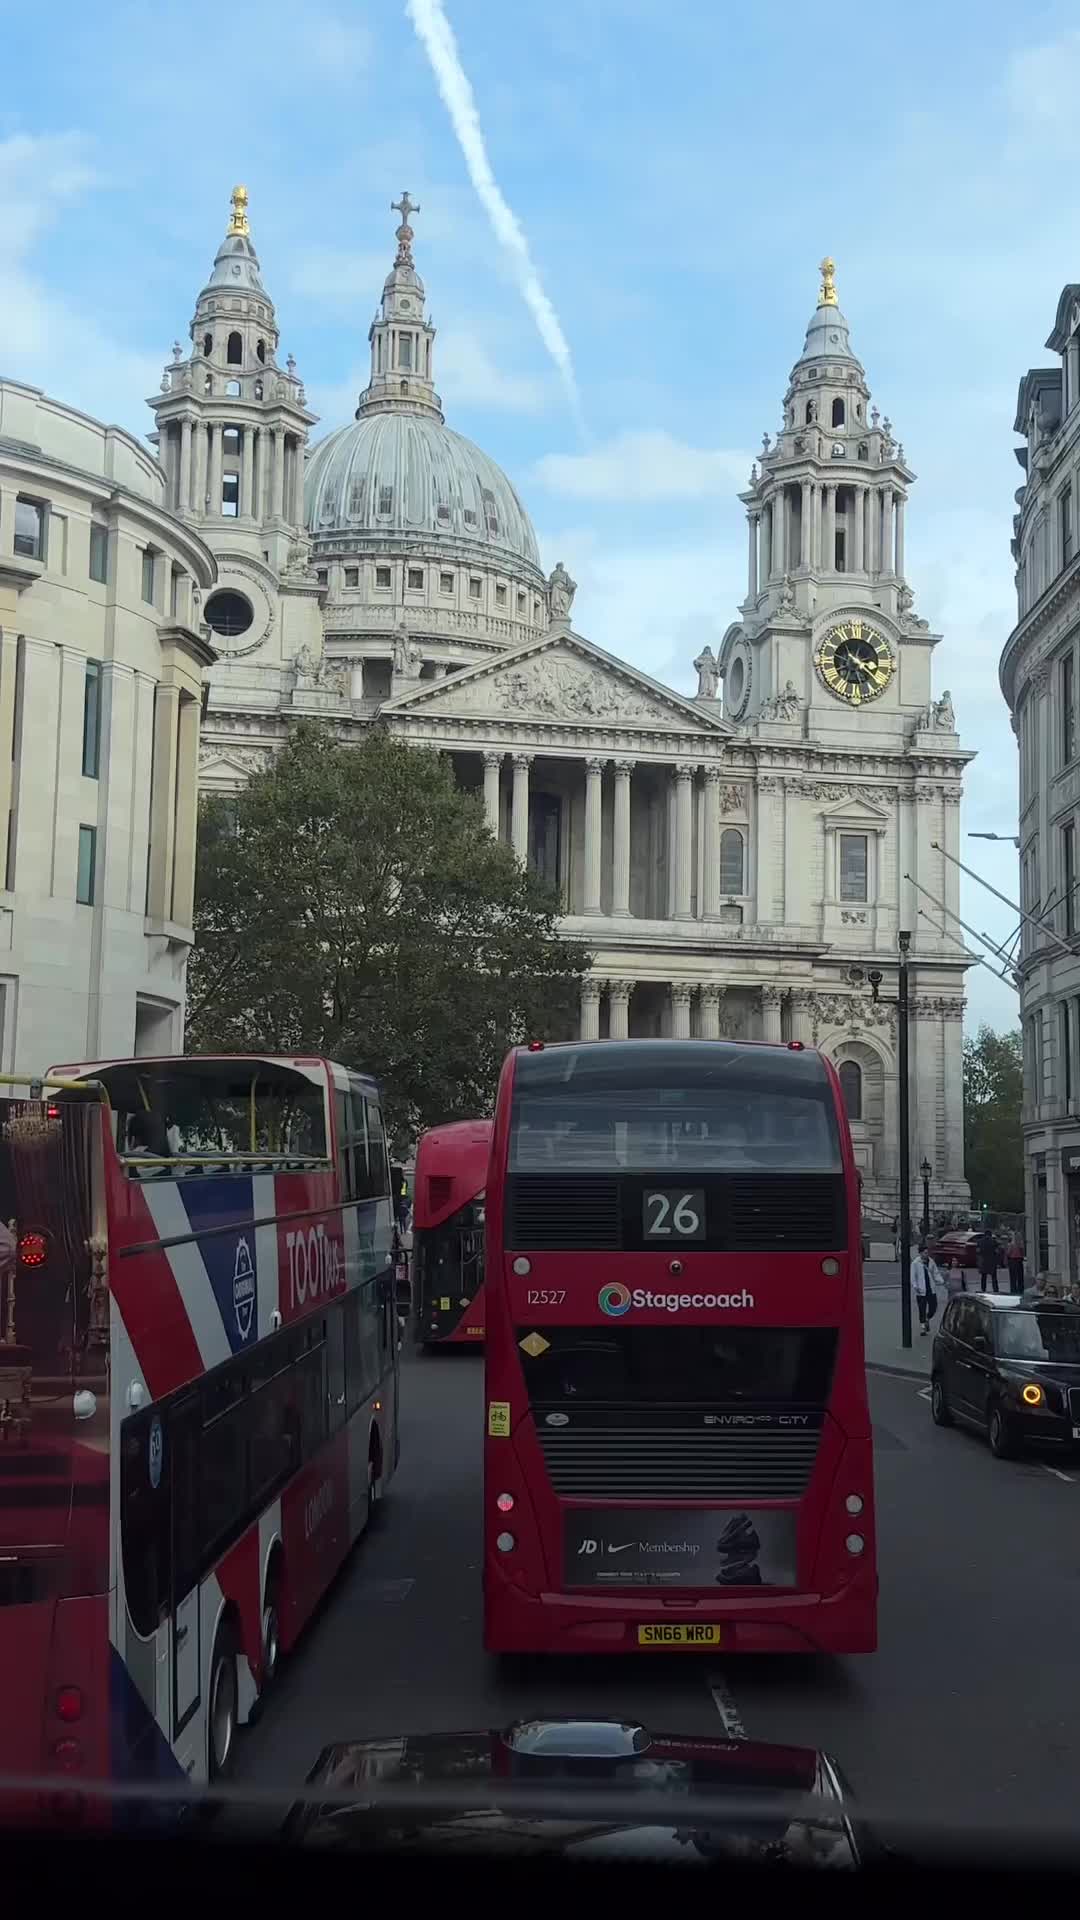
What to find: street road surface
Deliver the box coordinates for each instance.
[235,1346,1080,1843]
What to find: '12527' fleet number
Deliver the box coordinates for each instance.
[526,1289,566,1305]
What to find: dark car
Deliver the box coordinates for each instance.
[283,1717,878,1868]
[931,1294,1080,1457]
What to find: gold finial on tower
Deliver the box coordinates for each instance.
[228,184,250,237]
[817,255,838,307]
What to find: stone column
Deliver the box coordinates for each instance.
[852,483,865,571]
[511,753,531,862]
[895,490,905,579]
[608,979,632,1041]
[943,1003,965,1183]
[790,988,814,1043]
[170,693,201,927]
[762,501,773,580]
[271,427,285,520]
[584,757,604,914]
[241,426,254,520]
[811,483,821,568]
[179,418,192,513]
[702,767,722,916]
[580,977,601,1042]
[700,982,722,1040]
[761,983,783,1043]
[349,663,365,701]
[880,487,893,575]
[774,489,786,575]
[747,514,758,598]
[612,760,632,915]
[799,479,811,566]
[206,424,221,519]
[824,484,835,572]
[146,684,181,922]
[674,764,694,918]
[193,423,208,515]
[291,439,305,527]
[483,751,502,837]
[671,982,692,1039]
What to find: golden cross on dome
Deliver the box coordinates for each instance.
[818,255,838,307]
[228,184,250,237]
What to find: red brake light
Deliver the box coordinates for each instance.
[46,1104,60,1119]
[55,1686,83,1724]
[527,1041,545,1052]
[18,1231,48,1267]
[787,1041,805,1051]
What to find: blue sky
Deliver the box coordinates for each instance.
[4,0,1080,1035]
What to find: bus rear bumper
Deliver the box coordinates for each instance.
[484,1564,877,1657]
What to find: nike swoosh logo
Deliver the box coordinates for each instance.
[606,1542,636,1554]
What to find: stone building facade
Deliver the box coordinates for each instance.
[165,198,971,1216]
[0,378,216,1068]
[1001,281,1080,1279]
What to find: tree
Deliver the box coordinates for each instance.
[963,1024,1024,1214]
[187,725,589,1146]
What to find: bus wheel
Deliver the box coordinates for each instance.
[208,1624,239,1781]
[262,1573,282,1687]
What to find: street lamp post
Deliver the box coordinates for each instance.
[921,1158,932,1240]
[896,933,912,1348]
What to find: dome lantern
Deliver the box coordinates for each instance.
[356,193,444,426]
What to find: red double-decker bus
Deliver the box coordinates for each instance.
[0,1053,399,1809]
[483,1038,876,1657]
[412,1120,491,1347]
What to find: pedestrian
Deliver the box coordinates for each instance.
[977,1225,1000,1294]
[911,1240,943,1336]
[1005,1231,1025,1296]
[944,1252,966,1297]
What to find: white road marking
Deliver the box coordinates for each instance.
[1042,1465,1075,1484]
[707,1671,748,1740]
[917,1386,931,1401]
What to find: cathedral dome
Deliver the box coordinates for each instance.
[304,410,541,571]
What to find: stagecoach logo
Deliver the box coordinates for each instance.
[233,1236,256,1338]
[599,1283,755,1317]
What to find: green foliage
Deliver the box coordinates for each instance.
[188,725,590,1147]
[963,1024,1024,1214]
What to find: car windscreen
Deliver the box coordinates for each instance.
[995,1309,1080,1363]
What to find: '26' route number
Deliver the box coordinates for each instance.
[643,1189,706,1240]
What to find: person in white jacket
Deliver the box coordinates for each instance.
[911,1241,944,1336]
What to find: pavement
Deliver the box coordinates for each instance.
[234,1340,1080,1852]
[863,1261,1017,1378]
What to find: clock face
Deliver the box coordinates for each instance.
[814,620,895,706]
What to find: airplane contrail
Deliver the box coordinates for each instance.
[405,0,583,428]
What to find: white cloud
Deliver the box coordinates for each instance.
[437,330,546,412]
[535,430,753,503]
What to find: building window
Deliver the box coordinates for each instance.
[533,598,541,618]
[141,547,156,605]
[495,583,507,605]
[517,591,526,613]
[254,379,264,400]
[257,339,266,364]
[407,567,424,590]
[224,380,241,397]
[204,589,253,638]
[398,333,413,370]
[468,576,482,599]
[345,567,359,587]
[1063,1000,1073,1105]
[375,566,392,589]
[170,567,182,618]
[437,502,451,522]
[439,571,454,593]
[805,401,814,424]
[221,473,239,517]
[76,825,97,905]
[834,526,846,571]
[1062,484,1074,570]
[316,569,328,587]
[227,331,243,365]
[204,373,213,394]
[719,827,744,894]
[482,488,499,535]
[89,523,108,585]
[81,661,101,779]
[838,1059,862,1121]
[1063,820,1076,935]
[1064,653,1076,764]
[831,397,845,428]
[14,497,45,560]
[839,833,868,901]
[464,509,477,526]
[223,426,241,456]
[378,485,393,515]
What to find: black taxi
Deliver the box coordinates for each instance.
[931,1293,1080,1458]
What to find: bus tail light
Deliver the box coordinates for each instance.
[845,1534,865,1556]
[845,1495,864,1516]
[54,1686,83,1723]
[496,1492,515,1513]
[787,1041,805,1051]
[18,1231,49,1268]
[495,1532,516,1553]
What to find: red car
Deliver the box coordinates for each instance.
[926,1229,1001,1271]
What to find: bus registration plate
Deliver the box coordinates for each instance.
[637,1624,722,1648]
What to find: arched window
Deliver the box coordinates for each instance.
[256,339,266,364]
[719,827,744,895]
[226,331,243,365]
[831,397,845,427]
[202,332,212,357]
[839,1060,862,1121]
[222,425,241,456]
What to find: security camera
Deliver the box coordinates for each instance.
[868,968,884,988]
[845,966,865,986]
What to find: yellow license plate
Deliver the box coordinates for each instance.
[637,1624,723,1648]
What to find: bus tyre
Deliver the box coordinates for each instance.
[208,1624,239,1781]
[262,1574,281,1688]
[988,1404,1017,1459]
[930,1374,952,1427]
